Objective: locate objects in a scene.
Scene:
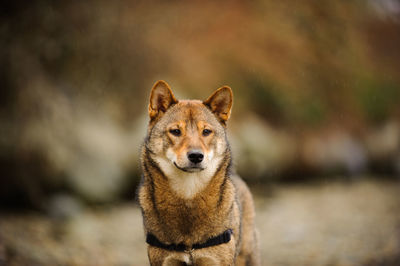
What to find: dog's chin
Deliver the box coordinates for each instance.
[173,162,205,173]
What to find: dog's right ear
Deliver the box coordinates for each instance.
[149,80,178,120]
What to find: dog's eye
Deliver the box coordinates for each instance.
[169,129,181,136]
[202,129,212,136]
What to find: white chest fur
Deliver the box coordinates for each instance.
[154,152,222,199]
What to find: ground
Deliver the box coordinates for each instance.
[1,179,400,266]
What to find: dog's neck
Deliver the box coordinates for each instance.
[141,149,235,242]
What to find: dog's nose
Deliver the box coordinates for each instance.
[187,150,204,164]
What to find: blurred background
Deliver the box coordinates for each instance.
[1,0,400,265]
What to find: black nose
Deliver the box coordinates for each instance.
[187,150,204,164]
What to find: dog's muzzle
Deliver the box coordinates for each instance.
[174,162,204,172]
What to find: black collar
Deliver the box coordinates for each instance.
[146,229,233,252]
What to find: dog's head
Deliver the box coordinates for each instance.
[145,80,232,178]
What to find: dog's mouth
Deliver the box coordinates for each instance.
[174,162,205,173]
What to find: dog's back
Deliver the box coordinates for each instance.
[138,80,260,265]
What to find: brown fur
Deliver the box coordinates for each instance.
[138,80,260,265]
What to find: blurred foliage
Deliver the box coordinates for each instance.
[357,79,400,123]
[0,0,400,207]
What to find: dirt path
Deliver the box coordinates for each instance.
[1,179,400,265]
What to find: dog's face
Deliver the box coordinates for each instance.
[145,81,233,197]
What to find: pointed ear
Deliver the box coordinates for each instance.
[203,86,233,124]
[149,80,178,120]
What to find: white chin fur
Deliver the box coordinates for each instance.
[154,149,221,199]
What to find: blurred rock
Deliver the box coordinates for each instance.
[394,152,400,176]
[232,114,297,179]
[47,194,84,220]
[302,130,367,175]
[365,120,400,159]
[365,120,400,174]
[0,242,5,265]
[63,112,141,203]
[1,79,146,204]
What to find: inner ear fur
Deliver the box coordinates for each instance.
[203,86,233,124]
[149,80,178,120]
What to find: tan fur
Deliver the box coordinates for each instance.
[138,80,260,265]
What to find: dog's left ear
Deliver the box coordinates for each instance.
[149,80,178,121]
[203,86,233,124]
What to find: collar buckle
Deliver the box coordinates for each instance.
[184,247,194,254]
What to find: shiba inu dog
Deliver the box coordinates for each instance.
[138,80,260,265]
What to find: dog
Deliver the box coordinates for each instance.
[137,80,260,265]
